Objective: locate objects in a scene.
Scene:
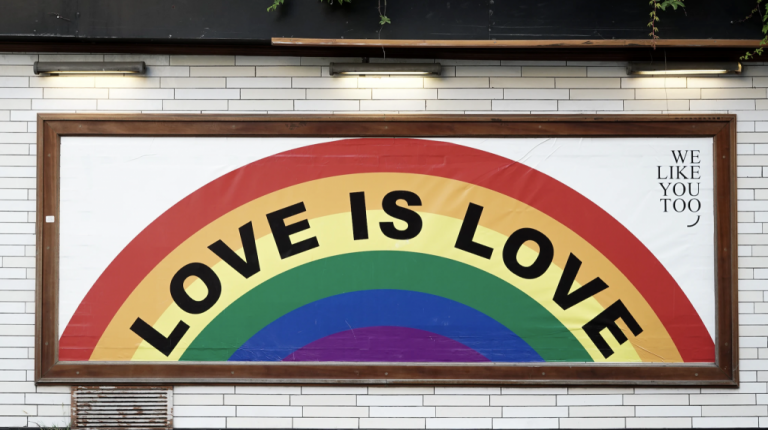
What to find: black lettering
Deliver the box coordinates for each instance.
[657,166,669,180]
[659,182,671,196]
[691,150,701,164]
[553,254,610,310]
[660,198,671,212]
[455,203,493,259]
[687,182,700,197]
[170,262,222,314]
[672,182,686,196]
[379,190,423,240]
[671,150,689,164]
[503,228,554,279]
[208,221,260,278]
[691,165,701,180]
[130,318,189,357]
[266,202,320,259]
[689,198,701,213]
[583,300,643,359]
[350,192,369,240]
[675,165,688,179]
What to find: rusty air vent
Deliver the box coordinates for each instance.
[71,386,173,429]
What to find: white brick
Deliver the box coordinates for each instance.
[559,418,625,429]
[109,89,174,99]
[569,406,634,417]
[303,406,368,417]
[367,387,433,395]
[95,76,160,88]
[229,100,293,110]
[702,88,767,99]
[173,394,223,405]
[236,406,301,417]
[623,394,689,405]
[97,100,163,111]
[42,88,106,99]
[558,100,623,110]
[293,77,358,88]
[587,67,628,77]
[523,67,585,77]
[162,99,228,110]
[701,405,767,416]
[556,78,620,88]
[173,405,235,416]
[292,395,356,406]
[0,55,36,65]
[360,418,425,429]
[224,394,288,405]
[691,99,755,110]
[692,417,758,427]
[370,407,434,418]
[570,89,634,99]
[144,66,189,77]
[427,100,490,110]
[557,395,622,406]
[501,388,567,395]
[294,100,358,110]
[241,89,304,99]
[161,77,225,88]
[690,394,755,405]
[626,417,692,428]
[493,100,557,110]
[174,386,234,394]
[504,89,568,99]
[491,395,556,406]
[0,89,40,99]
[502,407,567,418]
[424,78,489,88]
[636,88,700,99]
[0,78,26,89]
[435,407,500,418]
[175,88,240,99]
[371,89,436,99]
[228,417,292,428]
[104,54,169,65]
[687,77,753,88]
[227,78,292,88]
[294,418,358,429]
[423,396,487,406]
[358,396,422,407]
[31,99,96,110]
[361,100,424,111]
[170,55,235,66]
[256,66,320,77]
[0,66,33,76]
[173,417,226,428]
[456,66,520,77]
[426,418,491,429]
[493,418,559,429]
[306,89,371,99]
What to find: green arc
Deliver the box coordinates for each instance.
[181,251,593,362]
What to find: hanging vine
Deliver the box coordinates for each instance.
[267,0,390,25]
[741,0,768,59]
[648,0,686,48]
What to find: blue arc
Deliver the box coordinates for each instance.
[229,289,544,362]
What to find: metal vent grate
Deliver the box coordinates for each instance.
[71,386,173,429]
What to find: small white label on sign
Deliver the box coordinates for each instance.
[46,216,55,223]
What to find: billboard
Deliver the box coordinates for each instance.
[36,115,737,385]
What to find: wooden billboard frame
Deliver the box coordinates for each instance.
[35,114,738,386]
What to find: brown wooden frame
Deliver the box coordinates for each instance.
[36,114,738,386]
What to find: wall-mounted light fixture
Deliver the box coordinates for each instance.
[627,61,741,76]
[330,62,442,76]
[33,61,146,75]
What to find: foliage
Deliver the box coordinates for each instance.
[648,0,686,48]
[742,0,768,60]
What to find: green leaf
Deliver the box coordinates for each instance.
[379,15,391,25]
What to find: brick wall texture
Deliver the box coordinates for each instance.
[0,53,766,429]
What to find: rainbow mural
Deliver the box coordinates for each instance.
[59,138,715,364]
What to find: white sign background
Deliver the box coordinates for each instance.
[58,137,716,341]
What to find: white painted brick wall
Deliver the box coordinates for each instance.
[1,53,767,428]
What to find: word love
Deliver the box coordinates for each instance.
[130,190,642,359]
